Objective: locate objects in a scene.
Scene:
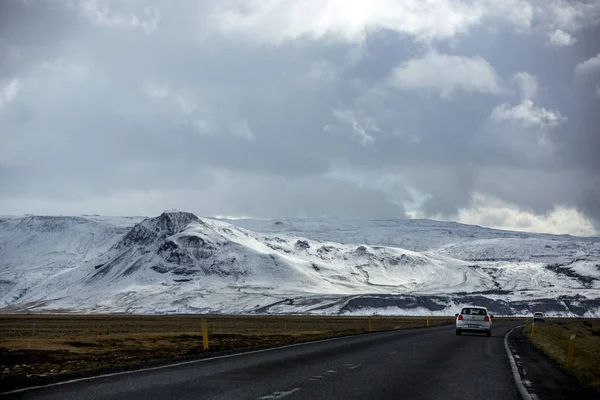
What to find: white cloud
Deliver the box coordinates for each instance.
[229,119,255,140]
[144,82,209,134]
[491,100,566,129]
[388,52,503,96]
[144,82,199,115]
[192,119,209,132]
[210,0,489,44]
[486,0,533,31]
[308,60,337,82]
[454,192,598,236]
[512,72,538,100]
[544,0,600,32]
[39,58,90,81]
[209,0,545,45]
[548,29,577,46]
[323,124,337,134]
[574,53,600,80]
[144,82,170,98]
[175,96,197,115]
[73,0,160,35]
[0,79,20,109]
[331,109,377,145]
[40,58,67,71]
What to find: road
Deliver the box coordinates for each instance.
[1,322,531,400]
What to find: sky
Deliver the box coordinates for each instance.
[1,0,600,236]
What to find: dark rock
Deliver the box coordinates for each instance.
[151,265,169,274]
[545,263,596,287]
[119,211,199,248]
[296,240,310,249]
[317,245,333,254]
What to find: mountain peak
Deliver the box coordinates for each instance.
[118,211,199,248]
[157,211,198,227]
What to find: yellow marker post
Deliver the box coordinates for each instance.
[566,334,576,368]
[426,317,430,327]
[201,318,209,351]
[367,317,373,332]
[531,322,535,338]
[525,319,529,331]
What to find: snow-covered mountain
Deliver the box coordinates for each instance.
[1,212,599,316]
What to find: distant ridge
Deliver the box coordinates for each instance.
[1,212,599,316]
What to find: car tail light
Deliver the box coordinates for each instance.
[458,315,463,320]
[484,316,490,322]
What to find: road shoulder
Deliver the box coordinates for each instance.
[507,328,597,400]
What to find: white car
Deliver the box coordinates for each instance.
[533,312,545,322]
[455,306,492,337]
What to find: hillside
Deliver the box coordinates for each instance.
[0,212,599,316]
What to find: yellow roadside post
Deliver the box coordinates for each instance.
[201,318,209,351]
[426,317,430,327]
[524,319,529,331]
[566,334,576,367]
[367,317,373,332]
[531,322,535,338]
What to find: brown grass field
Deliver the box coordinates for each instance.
[523,319,600,393]
[0,314,453,392]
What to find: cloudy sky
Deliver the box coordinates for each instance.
[1,0,600,236]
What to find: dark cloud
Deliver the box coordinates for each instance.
[0,0,598,234]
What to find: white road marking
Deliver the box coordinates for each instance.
[2,330,383,395]
[504,325,534,400]
[388,351,398,355]
[514,355,520,359]
[5,324,454,396]
[324,369,337,374]
[348,364,361,370]
[257,388,301,399]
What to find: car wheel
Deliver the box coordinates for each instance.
[486,330,491,337]
[456,329,461,336]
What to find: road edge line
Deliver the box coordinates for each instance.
[2,324,449,396]
[504,325,533,400]
[2,333,364,395]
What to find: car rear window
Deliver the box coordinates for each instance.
[534,313,543,316]
[461,308,487,315]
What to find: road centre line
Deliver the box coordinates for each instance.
[257,388,301,400]
[3,329,402,395]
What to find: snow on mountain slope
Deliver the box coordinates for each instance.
[1,212,599,315]
[0,215,144,305]
[435,237,600,263]
[227,218,599,256]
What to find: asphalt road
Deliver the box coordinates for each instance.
[4,321,530,400]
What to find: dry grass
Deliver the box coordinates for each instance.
[0,314,452,391]
[523,319,600,393]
